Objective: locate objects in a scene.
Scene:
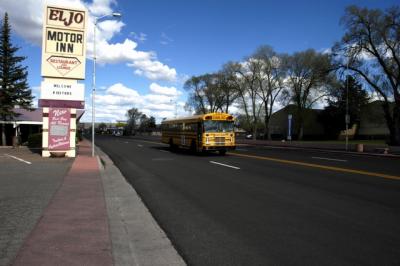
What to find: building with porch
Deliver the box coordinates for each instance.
[0,108,84,146]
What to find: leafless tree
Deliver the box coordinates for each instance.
[252,46,286,139]
[333,5,400,145]
[230,59,264,139]
[283,49,332,140]
[215,67,240,113]
[184,74,225,114]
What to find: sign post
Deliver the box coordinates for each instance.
[287,114,292,141]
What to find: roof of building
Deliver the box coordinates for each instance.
[0,108,85,125]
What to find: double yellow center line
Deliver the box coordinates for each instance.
[131,139,400,181]
[229,152,400,181]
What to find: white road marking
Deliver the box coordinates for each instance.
[311,156,347,162]
[209,161,240,170]
[4,154,32,165]
[125,141,129,144]
[137,144,143,147]
[152,158,173,161]
[159,150,169,153]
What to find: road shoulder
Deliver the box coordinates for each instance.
[96,146,186,266]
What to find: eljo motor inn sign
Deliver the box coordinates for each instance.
[41,5,87,79]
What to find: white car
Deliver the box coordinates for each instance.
[114,131,123,136]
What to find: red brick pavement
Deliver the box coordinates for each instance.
[13,140,113,266]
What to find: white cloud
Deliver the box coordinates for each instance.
[320,47,332,55]
[145,103,174,111]
[149,83,181,96]
[106,83,140,97]
[95,39,150,63]
[129,59,177,81]
[87,0,116,16]
[96,20,125,41]
[95,83,143,106]
[130,32,147,42]
[144,94,173,104]
[31,86,41,108]
[80,82,186,123]
[1,0,177,81]
[160,32,173,45]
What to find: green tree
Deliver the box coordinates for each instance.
[0,13,33,145]
[126,107,142,135]
[333,5,400,145]
[148,116,156,130]
[319,75,370,138]
[115,122,126,128]
[138,115,156,133]
[98,122,107,133]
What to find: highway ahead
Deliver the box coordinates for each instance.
[96,135,400,266]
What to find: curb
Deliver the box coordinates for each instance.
[237,142,400,159]
[95,145,186,266]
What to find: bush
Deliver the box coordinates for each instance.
[27,133,42,148]
[76,130,83,143]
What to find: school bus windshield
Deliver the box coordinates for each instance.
[204,120,234,133]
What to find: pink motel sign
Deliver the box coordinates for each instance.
[48,108,70,150]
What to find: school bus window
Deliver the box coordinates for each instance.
[204,120,234,133]
[184,123,197,132]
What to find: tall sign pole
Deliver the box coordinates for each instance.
[40,5,87,158]
[92,19,96,157]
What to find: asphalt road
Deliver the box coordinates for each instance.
[96,135,400,266]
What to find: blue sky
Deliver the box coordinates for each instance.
[1,0,398,123]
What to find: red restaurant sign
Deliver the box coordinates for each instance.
[47,55,81,76]
[48,108,70,150]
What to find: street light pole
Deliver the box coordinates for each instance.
[345,61,350,151]
[92,18,97,157]
[92,12,121,157]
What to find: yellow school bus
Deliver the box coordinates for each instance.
[161,113,235,155]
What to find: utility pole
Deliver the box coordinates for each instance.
[345,61,350,151]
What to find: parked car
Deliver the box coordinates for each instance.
[113,131,123,136]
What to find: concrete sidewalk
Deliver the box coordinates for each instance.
[11,139,185,266]
[12,140,113,266]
